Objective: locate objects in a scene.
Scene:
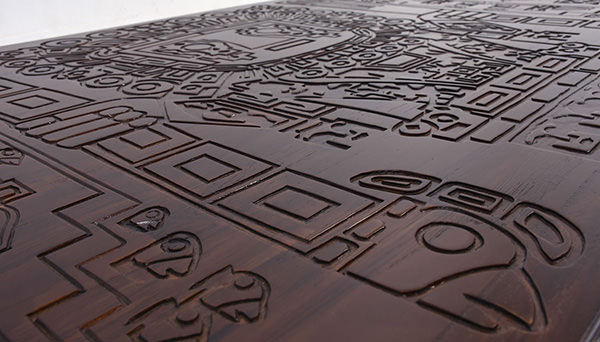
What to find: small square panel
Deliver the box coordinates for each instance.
[179,155,239,183]
[9,95,57,109]
[143,142,274,199]
[259,186,336,221]
[120,129,168,149]
[0,89,90,123]
[98,124,194,164]
[219,170,375,242]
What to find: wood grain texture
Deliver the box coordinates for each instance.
[1,0,600,341]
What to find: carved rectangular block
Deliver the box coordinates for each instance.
[454,88,520,117]
[99,124,194,164]
[143,142,275,199]
[219,170,375,242]
[0,1,600,341]
[0,89,90,123]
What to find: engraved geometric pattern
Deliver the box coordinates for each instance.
[0,0,600,341]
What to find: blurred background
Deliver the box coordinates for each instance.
[0,0,267,46]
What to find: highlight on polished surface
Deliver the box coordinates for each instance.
[0,0,599,341]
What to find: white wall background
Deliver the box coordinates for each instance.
[0,0,267,47]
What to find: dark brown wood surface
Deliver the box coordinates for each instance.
[1,1,600,341]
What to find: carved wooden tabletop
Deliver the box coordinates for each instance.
[1,0,600,341]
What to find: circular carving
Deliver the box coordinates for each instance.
[0,50,24,60]
[3,59,37,68]
[429,113,459,124]
[21,65,64,76]
[295,68,329,79]
[325,58,357,69]
[113,110,144,122]
[0,148,23,164]
[89,47,120,59]
[418,223,482,254]
[85,75,133,88]
[129,117,157,128]
[399,37,425,45]
[380,18,414,27]
[98,106,132,118]
[375,43,404,54]
[161,238,189,253]
[87,30,128,39]
[43,38,90,49]
[235,275,256,289]
[145,209,164,220]
[122,80,174,95]
[176,308,201,325]
[352,51,383,62]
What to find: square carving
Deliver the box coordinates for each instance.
[0,89,90,123]
[219,170,375,242]
[98,124,194,164]
[179,155,239,183]
[120,129,169,149]
[143,142,274,198]
[259,186,337,221]
[9,95,57,109]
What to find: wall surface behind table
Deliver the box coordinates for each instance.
[0,0,267,46]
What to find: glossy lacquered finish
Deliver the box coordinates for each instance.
[0,1,599,341]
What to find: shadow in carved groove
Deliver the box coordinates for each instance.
[124,265,270,342]
[0,204,19,253]
[88,214,270,342]
[347,169,585,333]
